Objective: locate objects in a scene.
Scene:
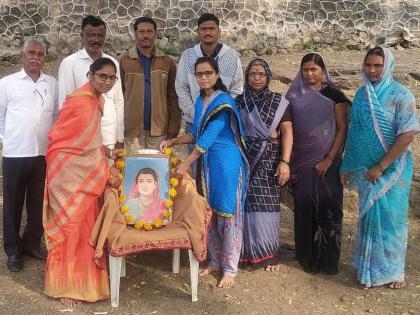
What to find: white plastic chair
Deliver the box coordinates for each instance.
[109,249,199,307]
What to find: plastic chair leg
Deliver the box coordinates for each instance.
[188,249,199,302]
[121,256,126,278]
[109,255,122,307]
[172,249,180,274]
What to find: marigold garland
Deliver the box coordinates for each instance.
[170,178,179,187]
[115,160,125,169]
[168,188,177,198]
[114,148,183,231]
[124,214,133,224]
[120,205,128,214]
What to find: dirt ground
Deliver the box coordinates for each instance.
[0,48,419,315]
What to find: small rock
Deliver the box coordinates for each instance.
[408,72,420,81]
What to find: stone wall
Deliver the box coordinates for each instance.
[0,0,420,58]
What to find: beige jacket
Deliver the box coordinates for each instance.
[119,46,181,137]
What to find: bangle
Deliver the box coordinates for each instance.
[280,158,290,165]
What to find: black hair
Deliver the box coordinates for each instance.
[364,46,385,62]
[133,16,157,31]
[89,57,116,73]
[197,13,220,27]
[300,52,326,71]
[82,15,106,30]
[136,167,158,182]
[195,56,227,94]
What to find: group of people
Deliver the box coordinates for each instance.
[0,11,418,307]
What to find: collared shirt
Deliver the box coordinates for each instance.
[58,48,124,146]
[200,42,223,59]
[137,47,153,131]
[0,69,58,157]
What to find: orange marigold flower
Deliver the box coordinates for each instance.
[143,223,153,231]
[164,199,173,208]
[115,160,125,169]
[154,218,163,228]
[170,156,179,165]
[118,194,126,203]
[124,214,133,224]
[134,220,143,230]
[168,188,177,198]
[170,178,179,187]
[170,168,176,175]
[118,150,127,157]
[120,205,128,214]
[161,210,170,219]
[163,147,173,156]
[117,173,124,180]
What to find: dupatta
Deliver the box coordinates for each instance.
[237,58,289,174]
[43,83,109,249]
[285,55,336,180]
[340,47,419,219]
[192,91,249,217]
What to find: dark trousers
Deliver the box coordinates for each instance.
[2,156,46,257]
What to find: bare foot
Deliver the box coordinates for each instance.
[388,279,406,289]
[217,275,235,288]
[60,298,80,307]
[265,264,281,272]
[199,265,220,277]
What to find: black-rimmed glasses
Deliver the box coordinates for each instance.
[93,72,118,82]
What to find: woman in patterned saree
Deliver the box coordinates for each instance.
[160,56,248,288]
[237,59,293,271]
[43,58,120,306]
[340,47,419,289]
[286,53,350,275]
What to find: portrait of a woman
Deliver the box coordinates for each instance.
[125,167,165,223]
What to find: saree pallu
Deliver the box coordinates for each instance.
[340,48,419,287]
[237,89,289,267]
[286,68,343,274]
[189,91,248,217]
[188,91,249,275]
[43,83,110,301]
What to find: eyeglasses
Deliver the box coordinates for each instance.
[195,71,215,79]
[93,72,118,82]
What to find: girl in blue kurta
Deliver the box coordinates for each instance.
[340,47,419,289]
[160,56,248,288]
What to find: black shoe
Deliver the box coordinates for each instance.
[7,255,23,272]
[23,247,47,260]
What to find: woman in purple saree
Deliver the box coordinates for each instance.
[286,53,350,274]
[237,59,293,271]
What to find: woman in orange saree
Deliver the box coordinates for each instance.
[43,58,119,306]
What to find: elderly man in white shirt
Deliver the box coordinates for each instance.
[58,15,124,149]
[0,39,58,272]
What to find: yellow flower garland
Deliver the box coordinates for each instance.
[115,149,181,231]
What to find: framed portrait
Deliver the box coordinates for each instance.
[122,153,170,226]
